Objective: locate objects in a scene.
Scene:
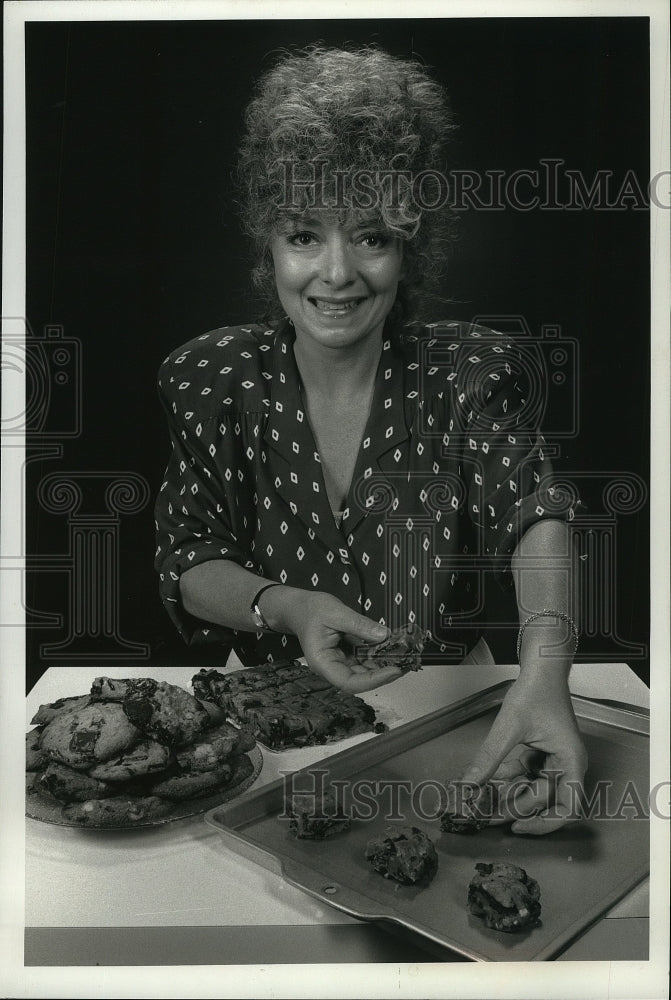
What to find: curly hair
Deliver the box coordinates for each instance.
[235,44,458,327]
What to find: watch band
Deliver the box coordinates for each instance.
[250,582,282,632]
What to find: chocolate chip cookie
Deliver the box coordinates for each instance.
[40,702,141,770]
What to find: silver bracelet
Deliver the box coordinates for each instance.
[516,609,580,662]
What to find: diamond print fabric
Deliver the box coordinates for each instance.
[155,320,576,663]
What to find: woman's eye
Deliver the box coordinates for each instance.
[358,232,389,249]
[289,231,317,247]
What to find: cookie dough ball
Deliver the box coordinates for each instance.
[440,781,496,834]
[286,789,351,840]
[365,825,438,885]
[468,862,541,932]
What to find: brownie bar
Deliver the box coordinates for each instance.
[190,661,378,749]
[192,662,299,702]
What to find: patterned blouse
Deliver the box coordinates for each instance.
[154,319,573,664]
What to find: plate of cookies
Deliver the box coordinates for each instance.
[25,675,263,829]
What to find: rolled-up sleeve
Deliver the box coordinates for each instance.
[153,359,252,645]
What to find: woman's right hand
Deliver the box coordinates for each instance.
[263,588,402,693]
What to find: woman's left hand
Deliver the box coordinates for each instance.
[459,669,588,835]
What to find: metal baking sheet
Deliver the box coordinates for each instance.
[205,682,649,962]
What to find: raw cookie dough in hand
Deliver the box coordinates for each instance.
[355,624,428,673]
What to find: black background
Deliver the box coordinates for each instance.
[24,17,650,692]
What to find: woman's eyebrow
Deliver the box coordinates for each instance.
[289,213,323,227]
[277,211,387,232]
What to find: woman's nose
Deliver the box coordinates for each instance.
[320,237,355,286]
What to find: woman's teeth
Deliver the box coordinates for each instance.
[310,298,362,315]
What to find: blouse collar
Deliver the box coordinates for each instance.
[262,319,411,543]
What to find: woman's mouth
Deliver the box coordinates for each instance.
[308,297,365,316]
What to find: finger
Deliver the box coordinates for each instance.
[511,809,583,836]
[488,778,534,824]
[551,756,588,824]
[511,761,586,835]
[348,661,370,675]
[460,720,521,786]
[336,614,388,645]
[492,756,530,782]
[311,656,402,693]
[518,747,546,778]
[342,632,384,651]
[507,776,553,822]
[338,665,403,693]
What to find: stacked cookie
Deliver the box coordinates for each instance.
[26,677,256,826]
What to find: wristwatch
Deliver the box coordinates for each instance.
[250,583,282,632]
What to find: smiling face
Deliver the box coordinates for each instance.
[270,214,404,353]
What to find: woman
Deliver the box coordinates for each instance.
[154,45,586,833]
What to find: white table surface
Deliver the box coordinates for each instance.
[24,661,650,963]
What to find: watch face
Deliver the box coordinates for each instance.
[250,584,281,633]
[252,606,271,632]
